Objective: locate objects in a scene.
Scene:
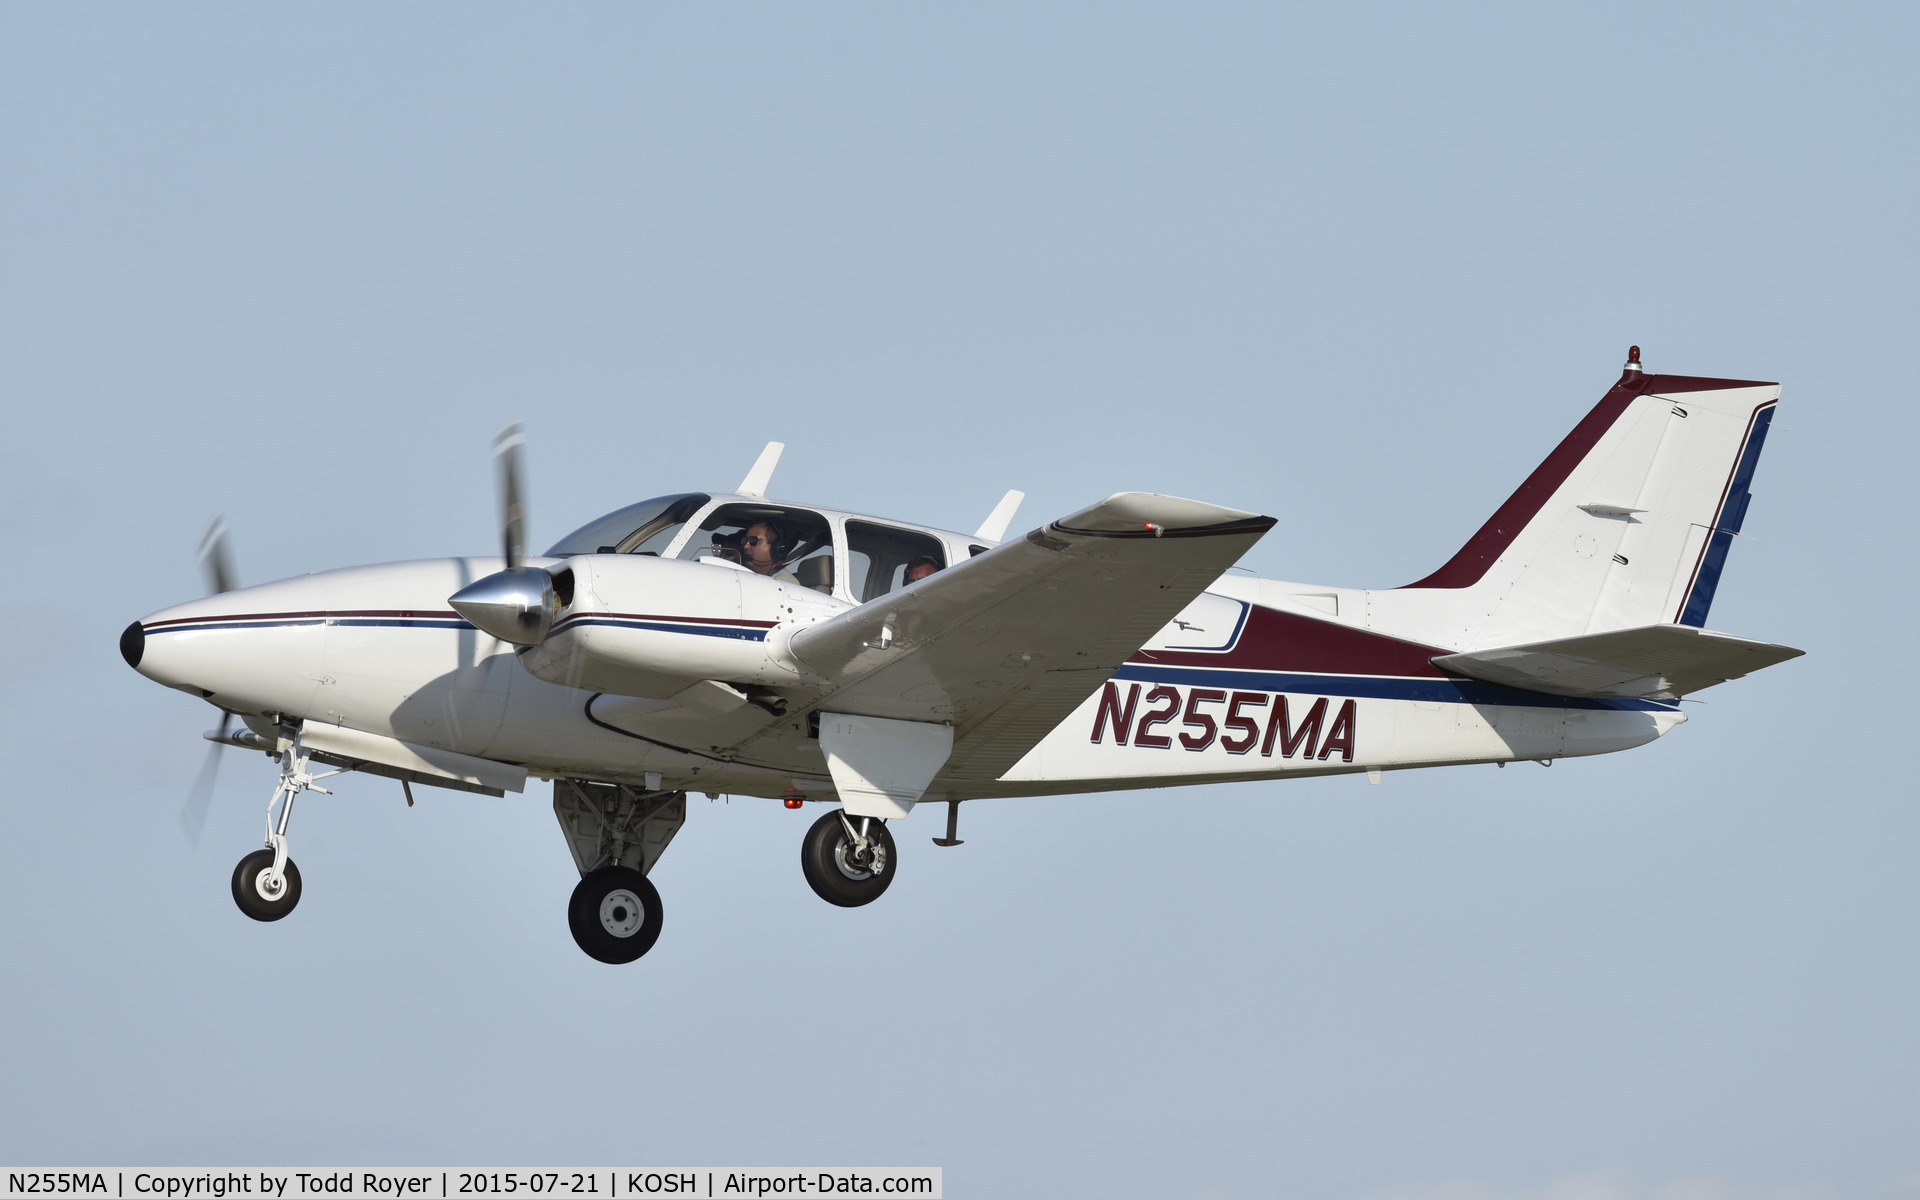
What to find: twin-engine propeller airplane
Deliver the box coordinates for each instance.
[124,349,1802,964]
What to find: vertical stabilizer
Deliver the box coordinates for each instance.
[1366,353,1779,651]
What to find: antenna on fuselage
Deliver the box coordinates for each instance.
[974,490,1026,542]
[737,441,785,498]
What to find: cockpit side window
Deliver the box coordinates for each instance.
[679,503,836,592]
[846,520,947,602]
[545,493,710,558]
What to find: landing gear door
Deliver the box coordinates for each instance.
[552,780,686,877]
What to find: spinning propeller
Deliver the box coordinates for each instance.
[449,423,561,646]
[178,423,545,844]
[496,421,527,570]
[178,516,237,846]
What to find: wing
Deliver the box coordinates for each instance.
[789,493,1276,787]
[1431,623,1804,700]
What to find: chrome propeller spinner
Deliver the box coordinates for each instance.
[450,567,558,646]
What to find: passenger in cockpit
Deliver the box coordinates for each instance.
[742,520,799,583]
[905,555,941,584]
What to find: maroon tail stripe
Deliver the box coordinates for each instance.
[1400,383,1637,589]
[1402,372,1776,591]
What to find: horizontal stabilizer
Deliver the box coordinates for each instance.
[1431,623,1803,700]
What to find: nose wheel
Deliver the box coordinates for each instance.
[228,726,337,923]
[800,811,897,907]
[568,867,664,963]
[231,849,303,921]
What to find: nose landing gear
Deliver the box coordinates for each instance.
[800,810,897,907]
[231,728,339,923]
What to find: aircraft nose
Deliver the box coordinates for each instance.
[120,620,144,669]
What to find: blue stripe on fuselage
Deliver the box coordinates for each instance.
[548,616,769,641]
[1111,662,1676,711]
[148,617,471,634]
[147,616,772,640]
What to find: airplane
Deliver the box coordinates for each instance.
[122,348,1803,964]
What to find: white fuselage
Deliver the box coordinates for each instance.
[131,547,1681,803]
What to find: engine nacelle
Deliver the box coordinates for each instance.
[516,554,820,699]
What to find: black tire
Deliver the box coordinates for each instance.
[231,849,302,922]
[567,867,663,964]
[800,811,897,907]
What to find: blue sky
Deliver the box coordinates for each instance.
[2,4,1915,1197]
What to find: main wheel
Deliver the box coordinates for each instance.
[800,811,897,907]
[567,867,663,964]
[231,849,302,922]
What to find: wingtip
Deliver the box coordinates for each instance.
[1054,492,1273,538]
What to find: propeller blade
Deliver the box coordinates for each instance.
[178,711,232,846]
[198,515,236,595]
[494,422,527,571]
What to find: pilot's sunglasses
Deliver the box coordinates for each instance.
[742,536,768,546]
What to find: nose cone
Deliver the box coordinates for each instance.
[450,567,557,645]
[126,573,332,704]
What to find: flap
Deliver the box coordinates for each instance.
[1432,623,1804,700]
[818,712,954,819]
[790,492,1275,785]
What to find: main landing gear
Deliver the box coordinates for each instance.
[568,868,662,964]
[800,810,897,907]
[553,779,686,964]
[232,728,339,923]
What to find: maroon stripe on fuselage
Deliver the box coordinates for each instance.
[1133,603,1450,677]
[143,609,463,630]
[590,611,780,628]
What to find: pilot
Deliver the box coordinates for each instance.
[742,520,799,583]
[905,555,941,584]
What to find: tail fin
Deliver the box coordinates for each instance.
[1376,355,1779,651]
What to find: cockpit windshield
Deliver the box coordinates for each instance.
[545,493,710,558]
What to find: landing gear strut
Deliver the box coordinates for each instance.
[232,727,338,922]
[800,810,897,907]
